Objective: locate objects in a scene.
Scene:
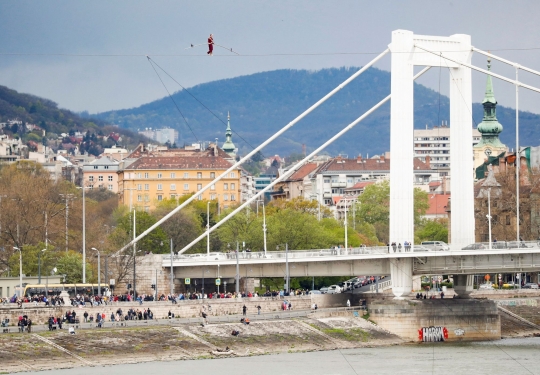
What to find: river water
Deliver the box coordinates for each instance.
[23,338,540,375]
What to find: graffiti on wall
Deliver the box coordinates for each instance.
[454,328,465,336]
[418,326,448,342]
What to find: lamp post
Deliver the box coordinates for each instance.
[257,200,267,257]
[344,200,348,250]
[206,201,211,259]
[38,248,46,284]
[13,247,22,298]
[91,247,101,296]
[77,186,91,283]
[133,209,137,298]
[487,188,493,250]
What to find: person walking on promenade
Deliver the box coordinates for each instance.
[242,305,247,316]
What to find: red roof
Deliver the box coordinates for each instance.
[425,194,450,216]
[287,163,318,181]
[333,196,342,205]
[349,181,375,189]
[429,181,441,187]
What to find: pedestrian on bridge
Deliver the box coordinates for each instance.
[242,305,247,316]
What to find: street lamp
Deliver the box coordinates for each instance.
[13,247,22,298]
[487,188,493,250]
[77,186,92,283]
[207,201,211,259]
[257,200,267,257]
[91,247,101,296]
[38,248,46,284]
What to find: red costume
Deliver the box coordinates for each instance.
[207,34,214,55]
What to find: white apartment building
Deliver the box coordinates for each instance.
[414,124,481,175]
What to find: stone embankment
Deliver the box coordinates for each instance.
[0,310,401,374]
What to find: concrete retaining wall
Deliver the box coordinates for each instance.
[368,299,500,342]
[0,293,364,326]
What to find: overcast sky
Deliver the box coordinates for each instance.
[1,1,539,115]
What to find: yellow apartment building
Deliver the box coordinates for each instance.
[118,145,242,212]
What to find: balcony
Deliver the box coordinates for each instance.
[330,182,346,188]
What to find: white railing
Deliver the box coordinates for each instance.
[162,241,540,264]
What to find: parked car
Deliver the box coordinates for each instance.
[319,287,329,294]
[413,245,431,252]
[522,283,539,289]
[308,290,322,294]
[421,241,450,251]
[507,241,529,249]
[462,243,487,250]
[503,281,518,288]
[326,285,342,294]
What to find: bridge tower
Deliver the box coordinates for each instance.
[389,30,475,298]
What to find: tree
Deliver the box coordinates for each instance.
[356,180,429,242]
[112,211,168,254]
[416,219,448,243]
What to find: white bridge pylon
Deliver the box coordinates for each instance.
[118,30,540,299]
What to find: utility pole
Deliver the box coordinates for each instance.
[59,193,74,252]
[515,66,520,245]
[207,201,210,259]
[344,201,348,250]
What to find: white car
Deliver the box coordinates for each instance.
[319,287,329,294]
[326,285,342,294]
[479,283,494,290]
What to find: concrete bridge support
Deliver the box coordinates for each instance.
[453,274,474,298]
[390,258,413,299]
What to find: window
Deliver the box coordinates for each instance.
[144,207,149,212]
[137,173,142,179]
[210,172,215,178]
[89,176,94,182]
[89,185,94,190]
[230,172,235,178]
[210,194,216,200]
[144,173,149,179]
[224,183,228,190]
[138,195,142,202]
[197,184,202,191]
[506,215,511,225]
[198,195,202,200]
[137,184,142,191]
[157,184,163,191]
[230,183,235,190]
[231,194,236,201]
[98,175,104,182]
[170,184,176,190]
[144,184,149,191]
[108,176,113,182]
[324,179,330,184]
[170,194,176,199]
[157,195,163,201]
[170,172,176,178]
[197,172,202,179]
[157,173,162,179]
[223,194,229,201]
[144,194,149,202]
[184,172,189,178]
[211,184,215,191]
[94,166,98,169]
[184,183,189,191]
[108,185,113,191]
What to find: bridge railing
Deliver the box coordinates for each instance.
[162,241,540,263]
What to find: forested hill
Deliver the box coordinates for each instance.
[96,67,539,157]
[0,85,150,154]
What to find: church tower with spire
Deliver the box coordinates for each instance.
[473,59,507,169]
[222,112,236,158]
